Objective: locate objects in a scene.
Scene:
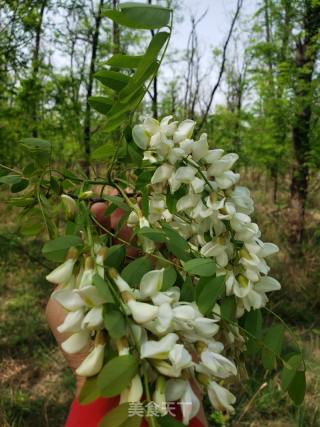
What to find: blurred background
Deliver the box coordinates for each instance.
[0,0,319,426]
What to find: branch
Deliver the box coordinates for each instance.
[195,0,243,136]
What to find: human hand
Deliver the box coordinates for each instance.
[45,199,135,396]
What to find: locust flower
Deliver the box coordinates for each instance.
[207,381,236,413]
[173,119,196,143]
[120,374,143,404]
[140,333,179,359]
[76,343,105,377]
[61,330,90,354]
[81,306,104,330]
[57,309,84,333]
[197,350,237,378]
[127,300,159,324]
[46,247,78,284]
[151,163,174,184]
[140,269,164,298]
[132,124,150,149]
[166,379,200,425]
[153,376,167,415]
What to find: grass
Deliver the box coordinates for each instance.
[0,211,75,427]
[0,176,320,427]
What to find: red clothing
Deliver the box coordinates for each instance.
[65,397,204,427]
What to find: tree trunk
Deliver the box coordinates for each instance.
[289,2,320,246]
[31,0,46,138]
[82,0,104,177]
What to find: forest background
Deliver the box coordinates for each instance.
[0,0,319,426]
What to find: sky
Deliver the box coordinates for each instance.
[50,0,260,108]
[158,0,259,105]
[172,0,257,54]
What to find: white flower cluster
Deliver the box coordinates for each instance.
[46,115,281,425]
[47,247,108,377]
[47,250,238,424]
[132,116,281,315]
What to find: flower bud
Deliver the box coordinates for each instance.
[132,124,149,149]
[109,268,132,293]
[61,195,77,219]
[153,376,167,415]
[79,190,94,199]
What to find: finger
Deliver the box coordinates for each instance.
[90,202,111,228]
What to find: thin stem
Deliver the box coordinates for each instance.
[0,163,21,174]
[143,370,157,427]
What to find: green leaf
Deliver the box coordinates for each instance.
[183,258,216,277]
[106,54,143,68]
[98,355,138,397]
[136,170,153,190]
[128,143,143,166]
[42,235,83,262]
[23,162,39,177]
[121,257,152,288]
[105,114,128,132]
[94,70,130,91]
[50,176,61,194]
[20,138,51,153]
[92,143,115,160]
[79,376,101,404]
[197,275,226,315]
[162,266,177,291]
[120,32,169,100]
[104,3,171,30]
[141,188,149,217]
[244,309,263,355]
[92,274,114,303]
[105,245,126,269]
[138,227,167,242]
[162,223,190,261]
[103,195,130,211]
[11,178,29,193]
[288,370,306,405]
[281,354,303,392]
[99,403,141,427]
[158,415,185,427]
[180,277,195,302]
[0,175,21,185]
[104,304,127,339]
[120,61,159,103]
[107,87,145,121]
[261,324,285,370]
[220,296,236,323]
[89,96,113,114]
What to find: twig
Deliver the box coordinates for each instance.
[236,382,268,424]
[195,0,243,136]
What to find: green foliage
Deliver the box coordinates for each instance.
[183,258,217,277]
[105,244,126,269]
[42,235,83,262]
[103,3,171,30]
[92,274,115,303]
[98,355,139,397]
[79,376,101,405]
[99,403,141,427]
[103,304,127,339]
[121,256,153,287]
[261,324,285,370]
[196,275,226,315]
